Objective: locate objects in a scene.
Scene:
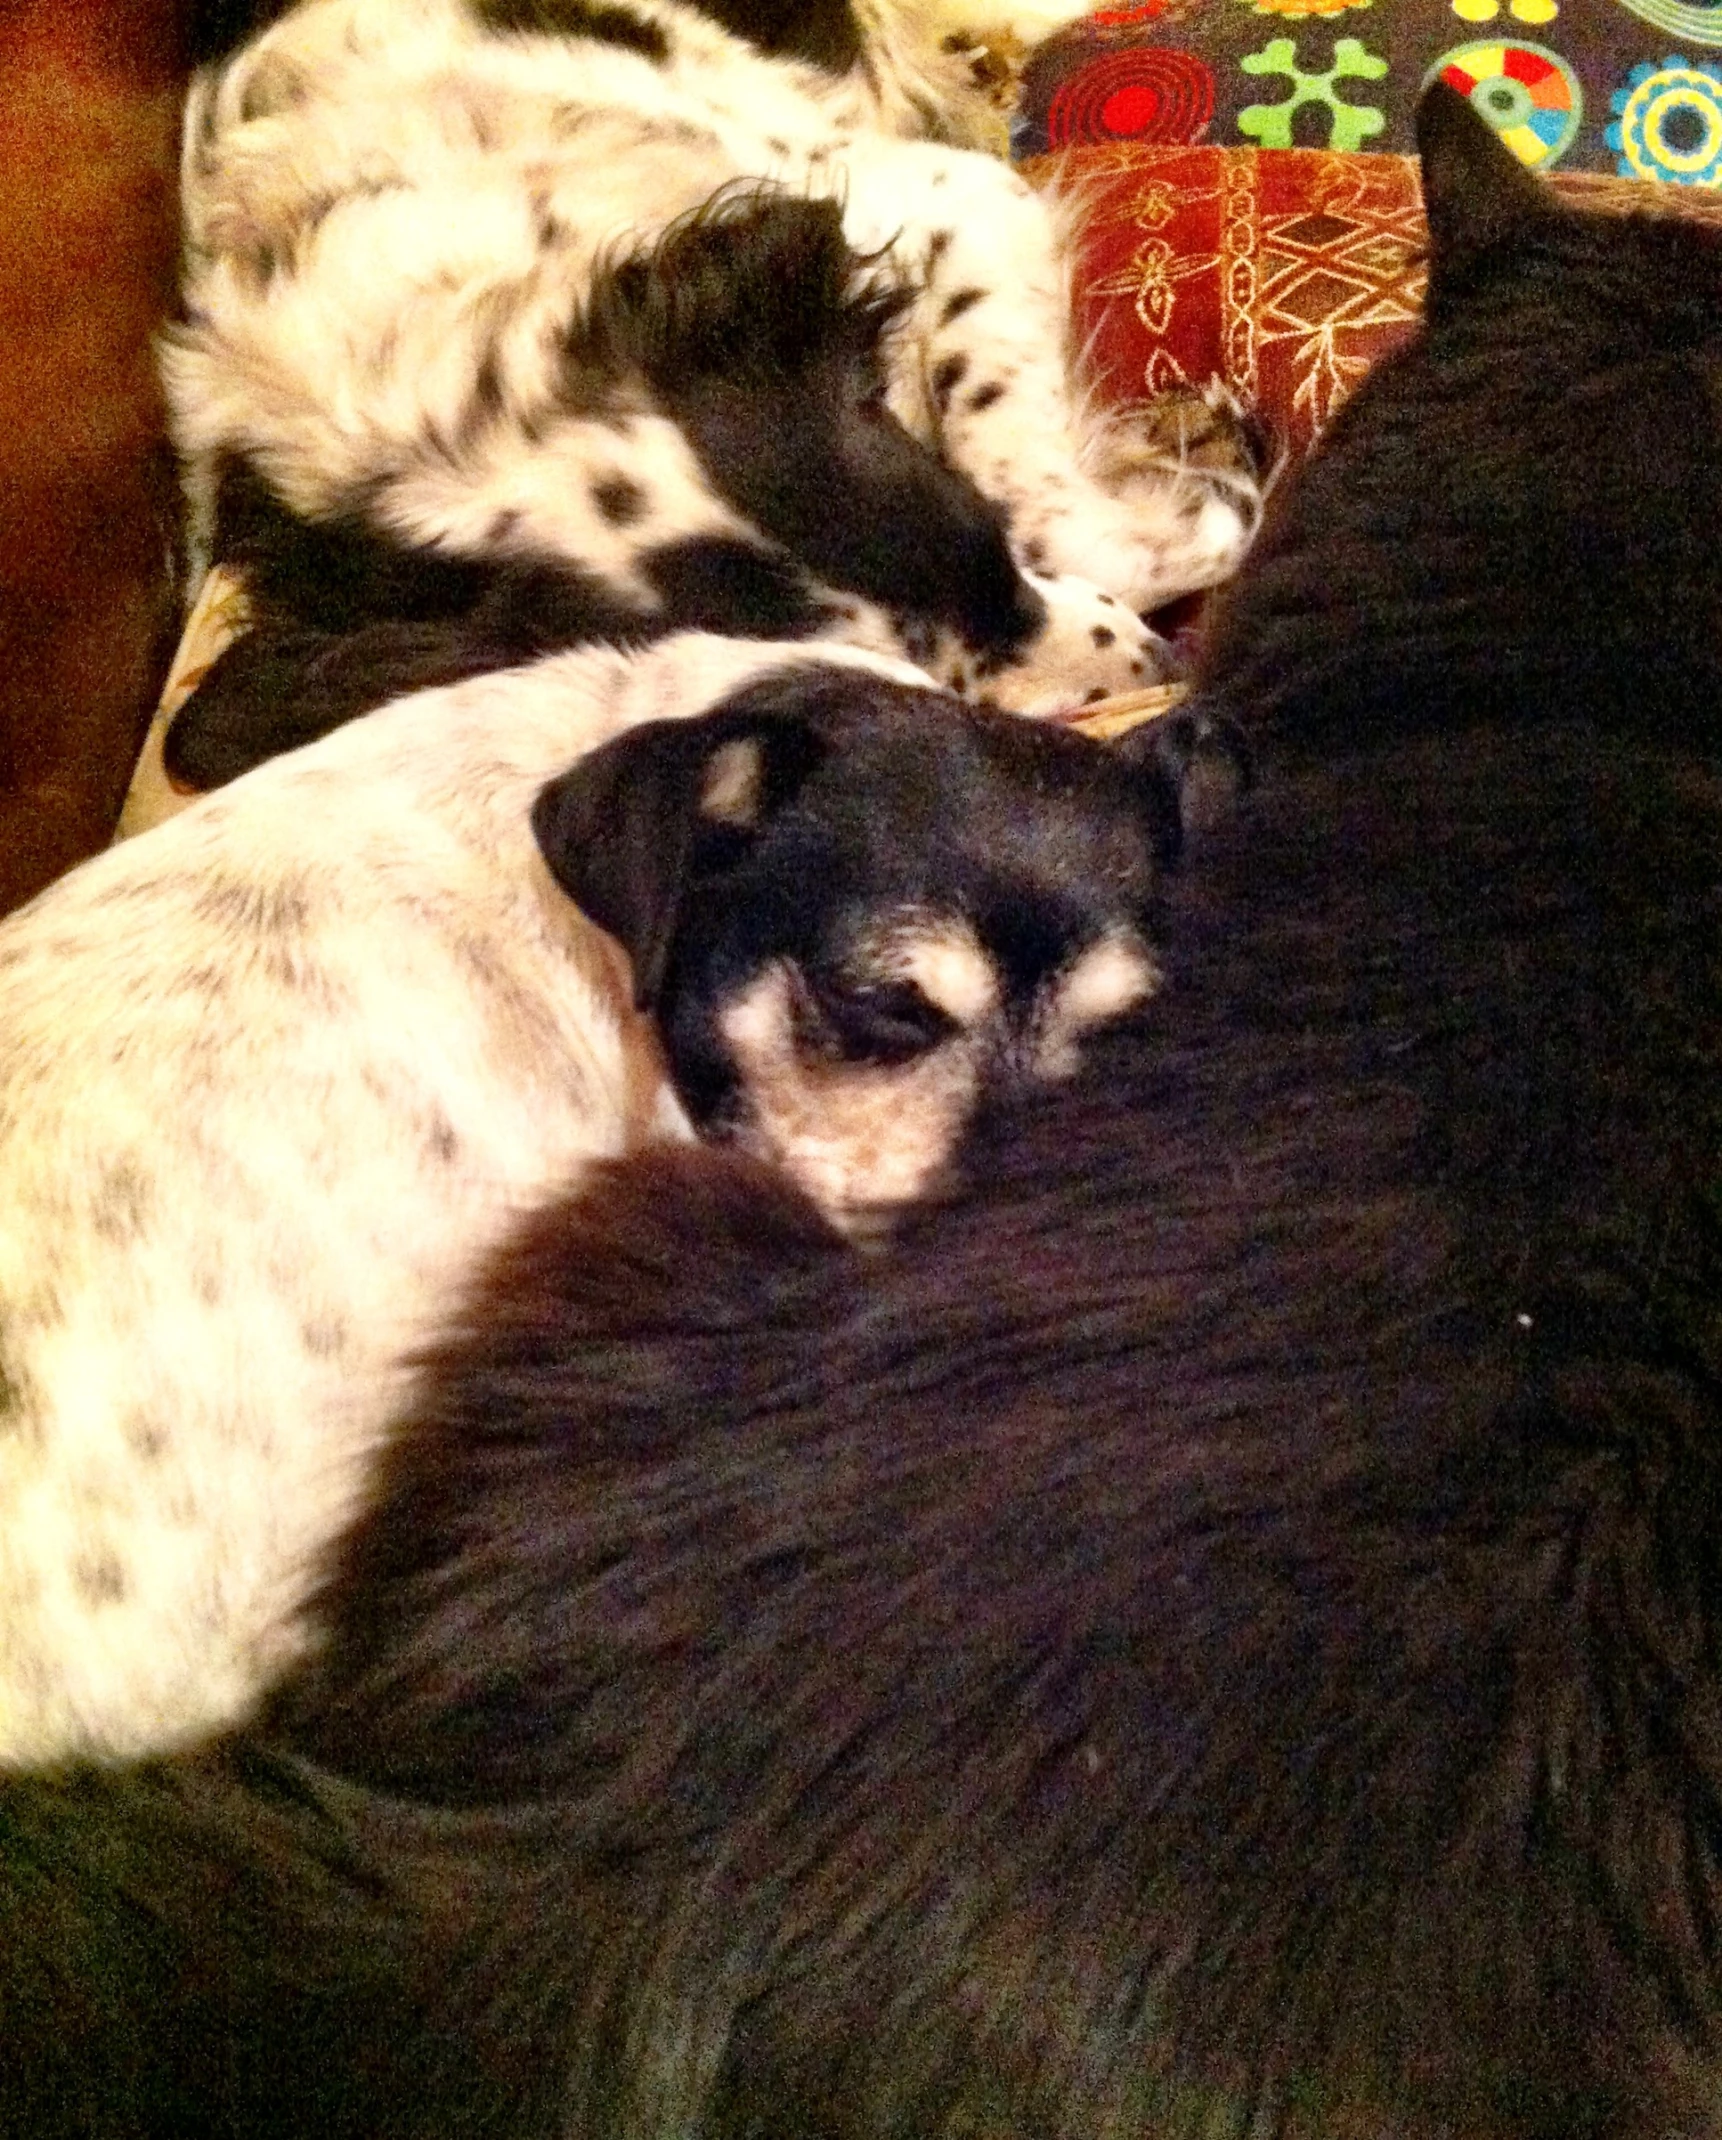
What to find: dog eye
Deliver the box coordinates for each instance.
[803,975,958,1064]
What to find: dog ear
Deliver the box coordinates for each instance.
[531,696,831,1011]
[1113,703,1254,857]
[1416,81,1554,277]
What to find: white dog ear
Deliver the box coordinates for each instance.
[531,698,830,1011]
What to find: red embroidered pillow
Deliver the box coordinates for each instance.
[1030,144,1722,464]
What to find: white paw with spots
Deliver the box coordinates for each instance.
[1063,382,1268,610]
[1018,477,1259,619]
[945,570,1177,716]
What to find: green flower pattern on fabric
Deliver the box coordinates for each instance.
[1238,35,1389,147]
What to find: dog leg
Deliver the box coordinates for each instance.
[834,141,1261,613]
[792,573,1169,714]
[918,567,1176,711]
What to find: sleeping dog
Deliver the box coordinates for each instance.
[0,630,1188,1769]
[3,86,1715,2140]
[157,0,1260,788]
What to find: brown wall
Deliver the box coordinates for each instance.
[0,0,189,916]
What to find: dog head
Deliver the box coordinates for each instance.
[533,663,1188,1220]
[573,189,1045,658]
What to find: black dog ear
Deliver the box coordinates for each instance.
[530,691,832,1011]
[1416,80,1555,276]
[1113,703,1254,857]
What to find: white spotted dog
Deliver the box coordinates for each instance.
[0,630,1206,1769]
[158,0,1262,790]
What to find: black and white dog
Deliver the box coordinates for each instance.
[0,631,1191,1769]
[5,88,1718,2140]
[158,0,1261,787]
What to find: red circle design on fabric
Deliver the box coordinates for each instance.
[1045,48,1215,146]
[1101,83,1162,132]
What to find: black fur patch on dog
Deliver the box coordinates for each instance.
[185,0,298,68]
[210,460,500,635]
[568,190,1038,650]
[159,607,603,791]
[163,462,667,786]
[469,0,671,59]
[636,536,837,638]
[684,0,864,73]
[168,192,1045,788]
[163,542,847,795]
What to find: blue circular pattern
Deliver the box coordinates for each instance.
[1608,56,1722,185]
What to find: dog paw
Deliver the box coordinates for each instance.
[937,570,1179,717]
[1092,379,1272,498]
[1003,384,1271,619]
[1083,379,1274,597]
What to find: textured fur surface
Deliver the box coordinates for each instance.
[3,88,1717,2140]
[158,0,1259,786]
[0,630,1183,1768]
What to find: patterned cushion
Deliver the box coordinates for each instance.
[1030,141,1722,462]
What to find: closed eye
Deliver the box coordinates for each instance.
[801,973,959,1064]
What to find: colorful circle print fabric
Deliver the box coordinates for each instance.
[1015,1,1722,180]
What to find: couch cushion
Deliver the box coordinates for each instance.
[1028,140,1722,462]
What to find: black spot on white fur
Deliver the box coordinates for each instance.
[0,1330,23,1437]
[74,1554,130,1609]
[471,0,669,62]
[931,352,967,409]
[590,474,648,526]
[679,0,863,73]
[300,1319,350,1363]
[90,1162,154,1247]
[123,1413,170,1464]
